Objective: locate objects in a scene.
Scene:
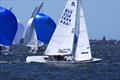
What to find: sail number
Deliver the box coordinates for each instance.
[60,9,73,26]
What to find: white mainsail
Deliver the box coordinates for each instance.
[74,7,92,61]
[24,18,38,49]
[9,8,25,44]
[24,3,44,52]
[45,0,78,55]
[13,19,25,44]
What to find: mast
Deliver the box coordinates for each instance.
[72,0,80,58]
[31,2,44,18]
[36,2,44,14]
[9,7,12,11]
[31,6,38,18]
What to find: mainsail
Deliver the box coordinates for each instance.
[9,7,25,44]
[13,19,25,44]
[45,0,78,55]
[24,3,44,51]
[25,18,38,48]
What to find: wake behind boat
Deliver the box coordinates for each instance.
[26,0,101,63]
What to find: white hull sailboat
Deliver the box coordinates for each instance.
[24,3,44,53]
[26,0,101,63]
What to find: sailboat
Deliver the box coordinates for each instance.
[0,7,18,54]
[3,7,25,55]
[26,0,101,63]
[24,3,44,53]
[9,7,25,45]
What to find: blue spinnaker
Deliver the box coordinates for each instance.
[0,7,18,46]
[33,13,56,44]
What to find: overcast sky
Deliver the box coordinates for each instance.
[0,0,120,40]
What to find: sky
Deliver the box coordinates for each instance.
[0,0,120,40]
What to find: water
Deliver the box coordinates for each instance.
[0,45,120,80]
[0,61,120,80]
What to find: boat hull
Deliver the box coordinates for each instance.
[26,56,102,64]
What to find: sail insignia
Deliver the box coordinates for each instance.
[58,48,71,53]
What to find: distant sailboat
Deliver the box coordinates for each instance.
[0,7,18,54]
[26,0,101,63]
[2,7,25,54]
[24,3,44,53]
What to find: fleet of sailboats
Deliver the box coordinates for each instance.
[26,0,101,63]
[0,0,101,63]
[24,2,56,53]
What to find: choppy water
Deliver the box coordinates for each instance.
[0,61,120,80]
[0,45,120,80]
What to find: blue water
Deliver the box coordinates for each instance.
[0,61,120,80]
[0,57,120,80]
[0,45,120,80]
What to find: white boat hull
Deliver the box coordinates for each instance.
[26,56,48,63]
[26,56,102,64]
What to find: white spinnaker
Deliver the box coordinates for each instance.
[24,18,38,49]
[13,19,24,44]
[45,0,78,55]
[74,7,92,61]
